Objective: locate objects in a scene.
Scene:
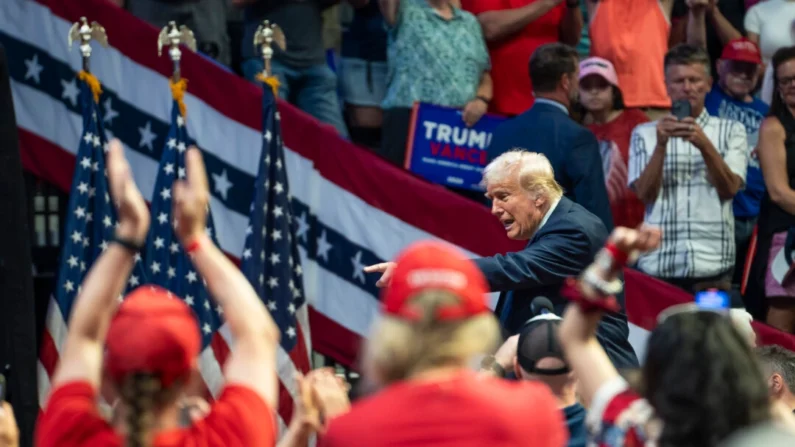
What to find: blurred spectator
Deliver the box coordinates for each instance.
[721,423,795,447]
[745,0,795,105]
[586,0,675,119]
[756,345,795,413]
[237,0,359,138]
[751,46,795,333]
[488,44,614,229]
[672,0,745,75]
[629,44,747,293]
[460,0,582,117]
[378,0,492,166]
[320,242,567,446]
[339,2,388,149]
[560,226,773,447]
[700,38,769,287]
[577,57,648,229]
[0,401,19,447]
[488,307,586,447]
[123,0,232,67]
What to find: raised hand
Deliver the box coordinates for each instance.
[0,402,19,447]
[106,139,149,243]
[172,147,210,244]
[364,262,397,287]
[308,368,351,423]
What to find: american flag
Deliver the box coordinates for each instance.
[40,77,149,400]
[143,99,227,392]
[240,85,311,426]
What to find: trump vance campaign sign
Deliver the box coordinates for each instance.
[404,102,506,191]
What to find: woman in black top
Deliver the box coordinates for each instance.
[753,46,795,333]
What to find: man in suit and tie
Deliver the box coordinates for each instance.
[488,42,613,230]
[365,150,638,369]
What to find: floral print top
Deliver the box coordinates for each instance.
[381,0,490,110]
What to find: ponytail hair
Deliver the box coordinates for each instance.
[769,46,795,120]
[119,373,164,447]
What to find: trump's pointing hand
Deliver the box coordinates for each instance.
[363,262,397,287]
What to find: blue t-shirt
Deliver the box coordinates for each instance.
[704,85,769,218]
[564,403,587,447]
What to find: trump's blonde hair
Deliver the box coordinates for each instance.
[482,149,564,201]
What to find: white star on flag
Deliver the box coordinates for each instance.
[24,54,44,84]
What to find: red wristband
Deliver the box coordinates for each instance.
[185,235,205,253]
[603,242,630,269]
[560,278,622,314]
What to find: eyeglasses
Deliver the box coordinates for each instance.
[778,75,795,88]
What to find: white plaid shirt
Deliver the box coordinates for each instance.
[628,110,748,279]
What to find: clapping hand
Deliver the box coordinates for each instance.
[107,139,150,244]
[172,147,210,244]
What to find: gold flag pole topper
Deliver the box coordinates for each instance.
[253,20,286,96]
[67,17,108,103]
[157,21,196,117]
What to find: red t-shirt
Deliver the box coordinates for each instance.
[319,372,567,447]
[35,381,276,447]
[460,0,564,116]
[586,109,650,229]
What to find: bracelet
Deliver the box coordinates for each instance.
[184,234,207,253]
[476,95,491,105]
[480,355,506,378]
[111,235,144,253]
[560,278,622,314]
[565,0,579,7]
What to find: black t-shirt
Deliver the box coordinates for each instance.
[242,0,328,68]
[672,0,747,72]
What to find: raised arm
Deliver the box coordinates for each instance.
[476,0,563,43]
[173,148,280,409]
[51,140,150,390]
[558,0,583,46]
[559,226,661,405]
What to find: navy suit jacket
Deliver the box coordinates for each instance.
[488,101,614,231]
[473,197,638,369]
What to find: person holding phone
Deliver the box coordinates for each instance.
[628,43,749,294]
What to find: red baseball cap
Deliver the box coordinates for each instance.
[382,241,489,321]
[105,286,200,387]
[721,38,762,64]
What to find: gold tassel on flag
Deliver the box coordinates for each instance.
[170,77,188,117]
[77,70,103,104]
[256,73,280,97]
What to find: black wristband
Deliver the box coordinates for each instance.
[476,95,490,105]
[480,355,506,378]
[112,235,144,252]
[566,0,579,7]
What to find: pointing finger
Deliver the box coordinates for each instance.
[363,263,388,273]
[185,147,209,195]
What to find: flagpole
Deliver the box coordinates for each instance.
[67,17,108,75]
[157,21,197,84]
[254,20,286,96]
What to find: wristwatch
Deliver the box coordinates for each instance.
[480,355,506,378]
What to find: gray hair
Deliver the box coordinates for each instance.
[664,44,712,77]
[482,149,563,201]
[756,345,795,393]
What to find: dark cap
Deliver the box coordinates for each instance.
[516,305,569,375]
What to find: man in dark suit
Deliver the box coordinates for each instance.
[488,43,613,231]
[365,150,638,369]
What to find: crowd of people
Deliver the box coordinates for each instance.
[2,0,795,446]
